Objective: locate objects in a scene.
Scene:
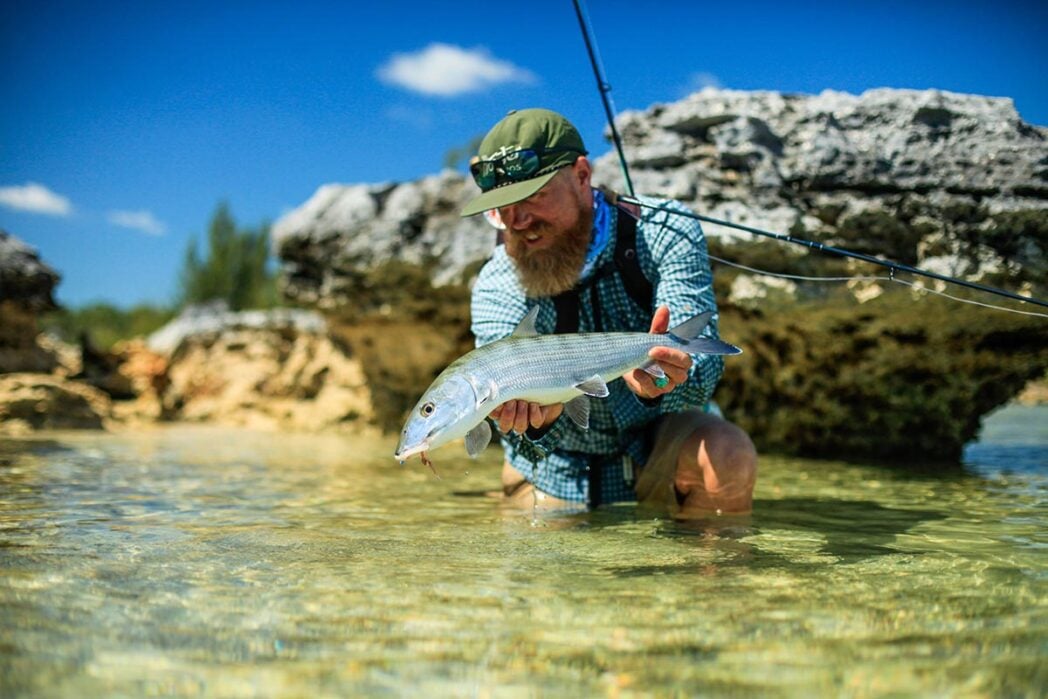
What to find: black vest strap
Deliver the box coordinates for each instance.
[550,203,653,335]
[613,209,653,314]
[552,289,580,334]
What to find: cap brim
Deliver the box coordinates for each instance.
[459,170,559,217]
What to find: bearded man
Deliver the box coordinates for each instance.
[461,108,756,516]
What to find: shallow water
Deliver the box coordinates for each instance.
[1,405,1045,697]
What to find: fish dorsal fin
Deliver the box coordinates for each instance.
[464,420,493,458]
[668,310,714,342]
[563,395,590,429]
[512,306,541,337]
[574,374,609,398]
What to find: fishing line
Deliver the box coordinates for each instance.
[707,254,1048,318]
[623,195,1048,313]
[572,0,1047,317]
[706,254,877,283]
[887,278,1048,318]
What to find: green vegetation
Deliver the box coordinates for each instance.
[835,210,922,265]
[42,202,279,350]
[179,202,278,310]
[41,303,175,351]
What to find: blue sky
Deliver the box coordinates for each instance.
[2,0,1045,308]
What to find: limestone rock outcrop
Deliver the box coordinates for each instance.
[148,304,376,432]
[0,373,111,434]
[0,227,378,434]
[273,172,495,311]
[274,89,1047,306]
[271,88,1047,463]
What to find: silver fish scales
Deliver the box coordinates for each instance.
[394,307,741,469]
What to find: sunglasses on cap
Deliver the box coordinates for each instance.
[469,147,581,191]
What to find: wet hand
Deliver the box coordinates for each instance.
[624,306,693,400]
[490,400,564,435]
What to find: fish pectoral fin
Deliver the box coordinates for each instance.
[511,306,541,337]
[574,375,610,398]
[640,360,666,379]
[464,420,493,458]
[471,378,498,410]
[563,395,591,429]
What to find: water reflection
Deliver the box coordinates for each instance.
[753,497,946,560]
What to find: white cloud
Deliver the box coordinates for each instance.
[0,182,73,216]
[108,209,166,236]
[377,43,537,97]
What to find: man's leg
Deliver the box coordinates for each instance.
[635,410,757,517]
[500,461,580,511]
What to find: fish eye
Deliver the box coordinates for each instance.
[420,402,435,417]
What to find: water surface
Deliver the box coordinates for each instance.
[1,406,1045,697]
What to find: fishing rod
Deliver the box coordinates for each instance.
[572,0,634,197]
[570,0,1048,314]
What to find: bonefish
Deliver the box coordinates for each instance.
[394,307,741,470]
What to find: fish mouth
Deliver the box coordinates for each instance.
[394,440,429,462]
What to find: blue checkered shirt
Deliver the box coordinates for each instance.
[470,192,723,503]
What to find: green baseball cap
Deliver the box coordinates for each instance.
[460,108,588,217]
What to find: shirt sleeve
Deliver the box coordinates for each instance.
[640,199,725,413]
[470,252,528,348]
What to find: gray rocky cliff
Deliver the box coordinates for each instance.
[275,88,1047,306]
[274,172,495,310]
[272,88,1048,462]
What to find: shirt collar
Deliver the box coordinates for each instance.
[579,188,612,281]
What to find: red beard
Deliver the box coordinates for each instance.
[504,202,593,298]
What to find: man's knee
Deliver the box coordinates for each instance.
[705,421,757,485]
[675,416,757,509]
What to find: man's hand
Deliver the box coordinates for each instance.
[490,401,564,435]
[624,305,693,400]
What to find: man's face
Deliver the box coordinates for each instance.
[498,159,593,297]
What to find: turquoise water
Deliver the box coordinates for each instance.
[0,405,1045,697]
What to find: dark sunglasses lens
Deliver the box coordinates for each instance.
[470,149,544,190]
[502,149,540,179]
[470,161,496,189]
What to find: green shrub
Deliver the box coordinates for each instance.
[179,202,278,310]
[42,303,175,350]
